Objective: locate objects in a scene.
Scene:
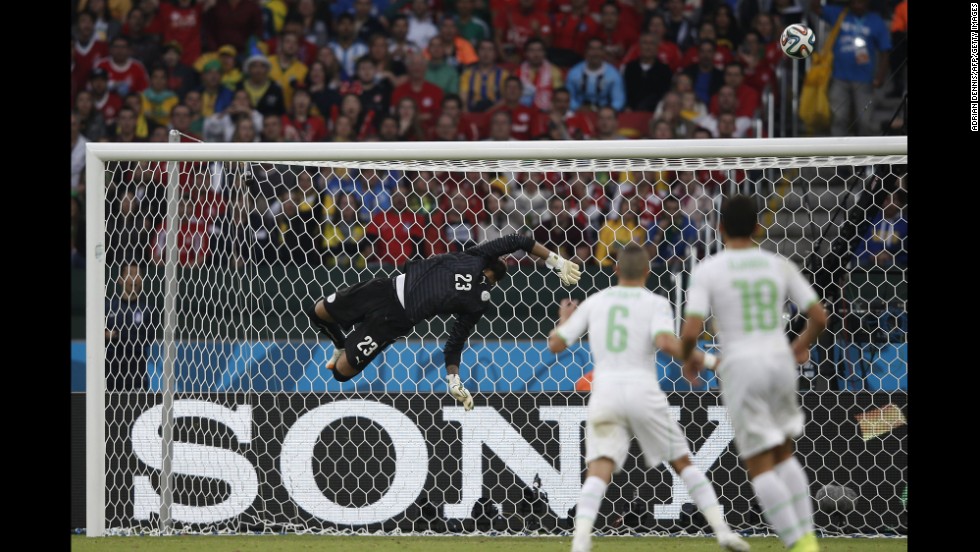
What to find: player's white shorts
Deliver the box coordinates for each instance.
[718,350,804,459]
[585,374,689,472]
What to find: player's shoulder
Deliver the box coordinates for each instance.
[645,290,671,310]
[692,251,727,275]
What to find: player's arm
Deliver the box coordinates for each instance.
[785,258,829,364]
[791,301,828,364]
[679,267,711,384]
[467,234,582,286]
[549,297,590,353]
[547,298,582,353]
[444,311,484,411]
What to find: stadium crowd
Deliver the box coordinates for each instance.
[71,0,907,271]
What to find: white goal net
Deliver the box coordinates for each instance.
[85,138,907,537]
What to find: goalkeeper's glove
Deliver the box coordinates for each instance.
[545,252,582,287]
[447,373,474,411]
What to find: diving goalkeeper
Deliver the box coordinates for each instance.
[308,234,582,410]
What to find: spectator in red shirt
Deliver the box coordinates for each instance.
[147,0,206,66]
[681,22,733,70]
[516,38,563,112]
[709,62,760,118]
[391,52,444,130]
[432,113,462,141]
[550,0,600,67]
[97,36,151,96]
[89,67,124,127]
[283,88,329,141]
[534,86,595,139]
[395,97,427,141]
[485,111,516,141]
[74,11,109,79]
[494,0,552,65]
[737,30,775,93]
[203,0,263,52]
[151,195,211,267]
[440,94,481,140]
[596,1,638,68]
[487,76,539,140]
[642,13,683,71]
[366,191,425,266]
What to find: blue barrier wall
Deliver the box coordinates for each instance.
[70,340,908,393]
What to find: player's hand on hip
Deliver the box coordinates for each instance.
[447,374,474,411]
[546,252,582,286]
[791,340,811,365]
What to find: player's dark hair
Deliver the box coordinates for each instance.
[617,243,649,280]
[720,194,759,238]
[485,257,508,283]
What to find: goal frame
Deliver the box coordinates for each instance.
[84,136,908,537]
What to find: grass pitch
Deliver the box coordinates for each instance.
[71,535,908,551]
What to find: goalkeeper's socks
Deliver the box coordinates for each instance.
[572,476,608,548]
[753,470,805,547]
[680,465,732,537]
[775,456,815,538]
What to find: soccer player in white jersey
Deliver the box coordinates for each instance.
[548,243,749,552]
[681,195,828,552]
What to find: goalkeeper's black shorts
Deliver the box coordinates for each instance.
[320,276,415,372]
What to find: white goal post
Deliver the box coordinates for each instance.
[85,136,907,537]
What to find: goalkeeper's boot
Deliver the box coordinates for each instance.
[308,304,347,350]
[717,532,750,552]
[789,533,819,552]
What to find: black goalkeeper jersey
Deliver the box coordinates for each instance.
[402,234,535,367]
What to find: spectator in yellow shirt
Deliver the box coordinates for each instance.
[269,31,310,111]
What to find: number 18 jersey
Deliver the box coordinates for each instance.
[685,248,819,358]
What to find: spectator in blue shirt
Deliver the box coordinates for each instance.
[855,192,907,268]
[647,196,698,272]
[812,0,891,136]
[682,40,725,105]
[565,38,626,112]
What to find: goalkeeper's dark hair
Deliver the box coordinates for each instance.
[721,194,760,238]
[617,243,649,280]
[486,257,508,283]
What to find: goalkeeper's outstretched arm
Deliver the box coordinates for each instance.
[467,234,582,287]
